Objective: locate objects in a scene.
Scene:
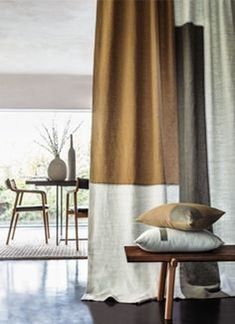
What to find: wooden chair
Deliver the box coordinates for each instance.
[65,178,88,251]
[5,178,50,245]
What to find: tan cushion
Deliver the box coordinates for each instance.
[137,203,225,231]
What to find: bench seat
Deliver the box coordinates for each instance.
[125,245,235,321]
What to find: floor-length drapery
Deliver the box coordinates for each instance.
[84,0,235,302]
[83,0,181,302]
[174,0,235,297]
[175,22,225,298]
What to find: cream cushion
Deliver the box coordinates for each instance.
[135,227,224,252]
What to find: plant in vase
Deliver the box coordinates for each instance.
[35,118,81,181]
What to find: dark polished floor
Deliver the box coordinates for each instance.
[0,260,235,324]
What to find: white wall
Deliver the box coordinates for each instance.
[0,74,92,110]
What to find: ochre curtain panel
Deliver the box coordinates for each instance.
[83,0,180,303]
[91,0,179,185]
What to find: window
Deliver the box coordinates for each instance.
[0,111,91,225]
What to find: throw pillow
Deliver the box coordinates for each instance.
[135,227,224,252]
[137,203,225,231]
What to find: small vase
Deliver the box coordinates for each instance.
[68,134,76,180]
[48,154,67,181]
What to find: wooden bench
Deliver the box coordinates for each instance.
[125,245,235,321]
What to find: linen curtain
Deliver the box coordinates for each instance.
[84,0,235,302]
[175,23,224,298]
[83,0,181,302]
[174,0,235,297]
[91,0,178,185]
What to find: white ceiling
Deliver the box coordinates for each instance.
[0,0,96,75]
[0,0,96,109]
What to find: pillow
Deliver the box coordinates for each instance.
[135,228,224,252]
[137,203,225,231]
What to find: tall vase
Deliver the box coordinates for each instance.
[48,154,67,181]
[68,134,76,180]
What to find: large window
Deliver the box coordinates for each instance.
[0,111,91,225]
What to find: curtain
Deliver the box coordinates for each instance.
[83,0,181,302]
[84,0,235,302]
[90,0,178,185]
[175,0,235,297]
[175,22,226,298]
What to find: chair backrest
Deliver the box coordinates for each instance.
[5,178,18,192]
[77,178,89,190]
[74,178,89,191]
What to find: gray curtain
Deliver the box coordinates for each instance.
[175,23,226,298]
[174,0,235,298]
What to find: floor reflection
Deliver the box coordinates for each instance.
[0,260,92,324]
[0,260,235,324]
[85,299,166,324]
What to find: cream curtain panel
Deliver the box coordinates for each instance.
[83,0,180,302]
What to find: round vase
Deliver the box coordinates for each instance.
[48,155,67,181]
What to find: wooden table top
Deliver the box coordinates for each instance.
[26,178,89,189]
[125,245,235,263]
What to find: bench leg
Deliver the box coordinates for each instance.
[157,262,167,301]
[165,258,178,321]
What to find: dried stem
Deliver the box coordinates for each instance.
[35,117,83,157]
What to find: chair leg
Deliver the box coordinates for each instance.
[46,211,50,239]
[42,209,48,244]
[6,210,17,245]
[74,193,79,251]
[65,194,69,245]
[41,193,48,244]
[11,192,23,240]
[44,194,50,239]
[11,213,19,240]
[6,193,19,245]
[74,213,79,251]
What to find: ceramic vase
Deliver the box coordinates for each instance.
[68,134,76,180]
[47,154,67,181]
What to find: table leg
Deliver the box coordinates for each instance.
[56,185,59,246]
[165,258,178,321]
[60,186,63,237]
[157,262,167,301]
